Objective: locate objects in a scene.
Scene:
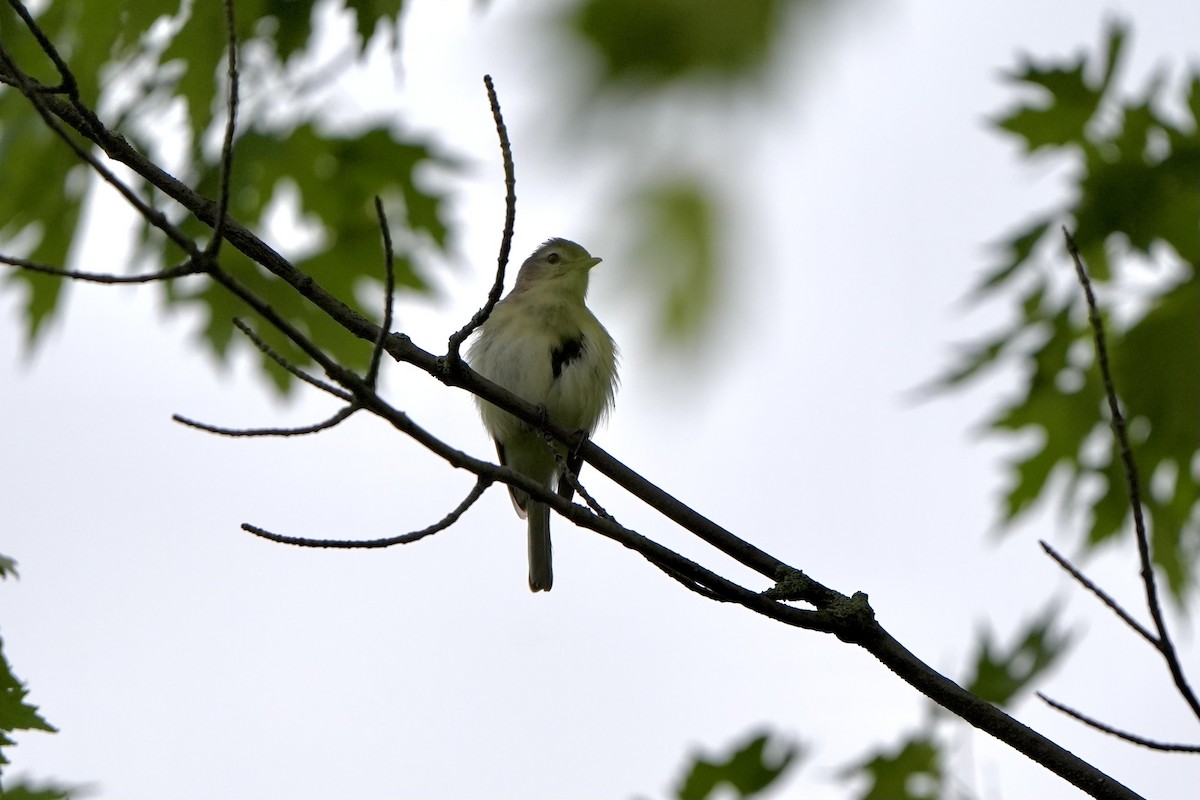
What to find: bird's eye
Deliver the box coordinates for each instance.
[547,252,561,265]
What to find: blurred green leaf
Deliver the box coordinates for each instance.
[993,22,1125,152]
[0,96,83,340]
[676,730,800,800]
[572,0,783,87]
[0,635,57,771]
[967,605,1072,706]
[160,122,450,391]
[0,557,15,581]
[1111,277,1200,594]
[944,19,1200,600]
[1,1,432,392]
[630,178,718,343]
[0,786,72,800]
[988,303,1103,523]
[842,736,941,800]
[970,218,1052,297]
[346,0,404,47]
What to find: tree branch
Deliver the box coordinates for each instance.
[1039,540,1157,646]
[207,0,241,259]
[243,475,493,548]
[0,12,1154,794]
[1037,693,1200,753]
[445,74,516,364]
[1063,227,1200,721]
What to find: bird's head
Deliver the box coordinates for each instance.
[512,238,602,301]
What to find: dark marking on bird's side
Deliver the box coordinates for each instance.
[551,336,584,380]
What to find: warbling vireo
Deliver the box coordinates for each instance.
[468,238,619,592]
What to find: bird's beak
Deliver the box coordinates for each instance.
[582,256,602,270]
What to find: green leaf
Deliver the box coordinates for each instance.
[970,217,1052,297]
[966,605,1072,706]
[989,304,1104,523]
[0,784,73,800]
[992,20,1126,152]
[159,123,452,391]
[2,1,435,393]
[947,21,1200,600]
[0,635,58,771]
[842,736,941,800]
[929,331,1013,391]
[1109,277,1200,597]
[0,556,16,580]
[1073,100,1200,269]
[0,76,84,340]
[572,0,783,87]
[676,731,799,800]
[629,178,718,344]
[345,0,405,47]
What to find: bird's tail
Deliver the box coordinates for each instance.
[527,500,553,592]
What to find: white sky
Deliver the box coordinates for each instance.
[3,1,1198,799]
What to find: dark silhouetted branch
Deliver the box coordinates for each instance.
[368,196,396,387]
[173,406,358,438]
[1064,227,1200,722]
[0,254,202,283]
[1037,693,1200,753]
[1040,540,1156,646]
[445,74,516,363]
[207,0,241,259]
[242,475,493,548]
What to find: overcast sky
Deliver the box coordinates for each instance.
[4,1,1198,799]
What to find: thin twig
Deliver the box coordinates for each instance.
[368,196,396,387]
[1039,540,1157,646]
[173,406,358,438]
[0,35,1152,793]
[446,75,516,361]
[210,264,341,378]
[1037,693,1200,753]
[242,475,493,548]
[649,559,732,603]
[1064,227,1200,720]
[540,429,616,523]
[0,30,197,256]
[207,0,240,258]
[5,0,75,93]
[231,318,353,401]
[3,58,796,606]
[0,254,201,283]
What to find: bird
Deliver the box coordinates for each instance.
[468,238,619,592]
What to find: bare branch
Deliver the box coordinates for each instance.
[231,318,353,402]
[173,406,358,438]
[1039,540,1157,646]
[0,21,198,257]
[1064,227,1200,721]
[649,559,735,603]
[368,196,396,387]
[208,0,241,258]
[445,74,516,362]
[1038,693,1200,753]
[241,475,493,548]
[1,254,202,283]
[0,33,1154,794]
[5,0,76,94]
[541,429,616,523]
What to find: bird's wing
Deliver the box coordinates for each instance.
[495,438,529,519]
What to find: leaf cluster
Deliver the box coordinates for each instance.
[0,560,69,799]
[939,21,1200,598]
[674,730,800,800]
[0,0,452,391]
